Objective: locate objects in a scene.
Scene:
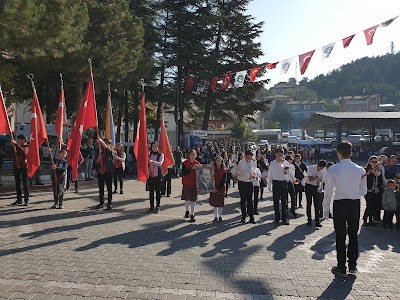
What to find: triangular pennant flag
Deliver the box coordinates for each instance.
[134,92,149,183]
[322,42,335,59]
[342,34,355,48]
[184,76,195,92]
[364,25,378,45]
[196,80,208,93]
[209,77,219,91]
[379,16,398,27]
[234,70,247,88]
[299,50,315,75]
[158,115,175,176]
[249,67,261,82]
[221,73,233,90]
[0,85,12,135]
[280,58,293,75]
[266,62,278,69]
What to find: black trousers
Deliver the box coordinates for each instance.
[162,172,171,196]
[98,172,112,205]
[363,192,378,223]
[14,167,29,202]
[113,167,124,192]
[272,180,288,222]
[373,191,383,221]
[287,181,296,211]
[383,210,399,228]
[294,183,304,206]
[148,177,162,208]
[66,166,79,190]
[253,186,259,212]
[333,199,360,270]
[238,181,254,219]
[305,184,320,223]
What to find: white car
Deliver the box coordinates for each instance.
[257,140,269,147]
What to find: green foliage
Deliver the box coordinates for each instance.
[230,119,257,143]
[263,120,280,129]
[269,101,292,130]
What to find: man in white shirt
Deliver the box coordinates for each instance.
[267,148,290,225]
[304,160,326,227]
[323,142,367,278]
[285,155,297,218]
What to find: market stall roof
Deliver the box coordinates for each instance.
[304,112,400,130]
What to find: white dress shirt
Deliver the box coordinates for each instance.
[286,164,296,183]
[323,159,367,219]
[304,165,322,186]
[267,159,290,190]
[237,159,257,182]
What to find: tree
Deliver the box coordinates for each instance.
[269,101,292,130]
[230,119,257,143]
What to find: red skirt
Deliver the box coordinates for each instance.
[181,185,198,202]
[209,190,225,207]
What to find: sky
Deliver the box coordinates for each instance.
[247,0,400,87]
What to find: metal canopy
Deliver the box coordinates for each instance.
[304,112,400,130]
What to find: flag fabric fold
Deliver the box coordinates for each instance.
[184,76,195,92]
[158,115,175,176]
[342,34,355,48]
[322,42,335,59]
[280,58,293,75]
[134,92,149,183]
[55,83,65,142]
[266,62,278,69]
[234,70,247,88]
[27,85,48,178]
[249,67,261,82]
[105,89,115,145]
[209,77,219,91]
[221,73,233,90]
[299,50,315,75]
[364,25,378,45]
[67,72,97,180]
[0,85,12,135]
[379,16,398,27]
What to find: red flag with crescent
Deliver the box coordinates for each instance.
[0,85,12,135]
[299,50,315,75]
[342,34,355,48]
[249,67,261,82]
[266,62,278,69]
[364,25,378,45]
[209,77,219,91]
[221,73,233,90]
[134,92,149,183]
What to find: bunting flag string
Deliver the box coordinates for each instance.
[183,14,399,93]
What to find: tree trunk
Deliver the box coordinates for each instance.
[124,90,129,142]
[202,90,213,130]
[154,100,162,141]
[133,89,139,140]
[75,78,84,110]
[177,66,184,148]
[116,103,122,143]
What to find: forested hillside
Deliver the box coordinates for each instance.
[305,52,400,103]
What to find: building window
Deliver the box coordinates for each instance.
[291,105,299,111]
[370,105,378,111]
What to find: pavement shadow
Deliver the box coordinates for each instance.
[0,237,77,257]
[317,275,356,299]
[310,231,336,260]
[267,224,315,260]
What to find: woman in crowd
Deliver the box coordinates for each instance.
[181,149,200,222]
[113,143,126,194]
[256,154,269,200]
[363,155,383,227]
[209,156,226,222]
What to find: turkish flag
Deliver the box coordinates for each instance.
[54,84,65,142]
[364,25,378,45]
[221,73,233,90]
[184,76,195,92]
[266,62,278,69]
[158,115,175,176]
[67,72,97,180]
[28,86,48,178]
[342,34,355,48]
[249,67,261,82]
[0,85,12,135]
[134,92,149,183]
[299,50,315,75]
[209,77,219,91]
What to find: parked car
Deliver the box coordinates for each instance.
[257,140,269,148]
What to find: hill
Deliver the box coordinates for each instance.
[305,53,400,104]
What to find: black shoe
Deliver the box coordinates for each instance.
[331,266,347,278]
[184,211,190,218]
[329,212,333,218]
[369,222,377,227]
[51,204,57,209]
[316,223,322,228]
[155,207,160,213]
[57,204,64,209]
[107,205,112,210]
[363,221,369,227]
[248,218,256,224]
[218,217,223,222]
[307,221,312,226]
[190,215,196,223]
[274,220,280,224]
[11,201,22,205]
[74,189,79,193]
[291,210,297,218]
[298,205,303,208]
[112,190,118,194]
[36,182,44,185]
[23,201,29,206]
[282,221,290,225]
[96,203,104,209]
[240,217,246,223]
[213,217,218,222]
[348,266,357,275]
[254,211,259,215]
[120,191,124,194]
[147,207,155,214]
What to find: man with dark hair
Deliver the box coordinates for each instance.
[324,141,367,277]
[304,159,327,227]
[11,135,29,205]
[267,148,290,225]
[96,138,115,210]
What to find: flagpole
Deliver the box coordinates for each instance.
[59,73,64,150]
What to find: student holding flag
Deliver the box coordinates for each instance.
[11,135,29,206]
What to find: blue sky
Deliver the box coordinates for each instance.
[247,0,400,86]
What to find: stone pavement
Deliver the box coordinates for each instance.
[0,178,399,300]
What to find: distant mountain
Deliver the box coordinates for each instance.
[305,53,400,104]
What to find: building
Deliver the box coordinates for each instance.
[269,81,305,96]
[287,100,326,128]
[339,94,380,112]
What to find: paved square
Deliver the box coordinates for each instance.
[0,178,399,299]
